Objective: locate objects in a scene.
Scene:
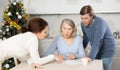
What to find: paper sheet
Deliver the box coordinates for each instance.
[63,60,82,65]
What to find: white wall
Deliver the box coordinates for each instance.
[0,0,120,37]
[30,14,120,37]
[24,0,120,14]
[0,0,8,25]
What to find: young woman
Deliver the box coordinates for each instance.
[0,17,59,70]
[45,18,85,62]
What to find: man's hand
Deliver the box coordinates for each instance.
[68,53,76,60]
[80,57,92,65]
[84,57,92,62]
[81,57,92,62]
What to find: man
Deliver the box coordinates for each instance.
[80,5,116,70]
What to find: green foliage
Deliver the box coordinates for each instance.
[1,0,28,39]
[2,58,15,70]
[1,0,29,70]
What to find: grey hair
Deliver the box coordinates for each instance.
[60,18,77,38]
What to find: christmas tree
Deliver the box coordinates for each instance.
[1,0,28,39]
[1,0,29,70]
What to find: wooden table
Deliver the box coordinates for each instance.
[10,60,103,70]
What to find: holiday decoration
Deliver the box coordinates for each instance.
[1,0,29,70]
[1,0,29,39]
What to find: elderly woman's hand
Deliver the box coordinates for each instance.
[68,53,76,60]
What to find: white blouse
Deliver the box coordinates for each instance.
[0,32,54,65]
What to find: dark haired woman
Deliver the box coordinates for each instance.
[0,17,59,70]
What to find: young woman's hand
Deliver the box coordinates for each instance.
[58,54,65,60]
[54,55,63,63]
[68,53,76,60]
[31,63,43,70]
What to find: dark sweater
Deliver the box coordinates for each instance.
[81,16,116,60]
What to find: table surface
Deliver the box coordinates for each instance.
[10,60,103,70]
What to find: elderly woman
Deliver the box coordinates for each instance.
[45,18,85,62]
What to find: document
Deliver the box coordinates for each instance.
[63,60,82,65]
